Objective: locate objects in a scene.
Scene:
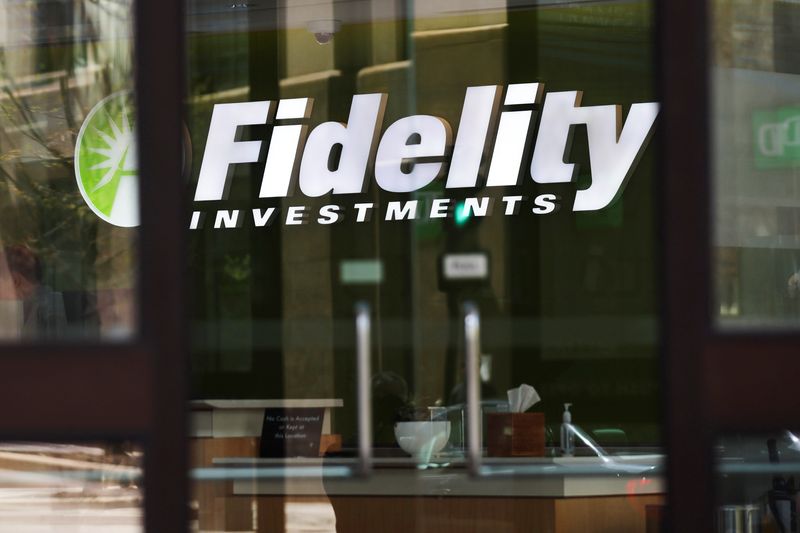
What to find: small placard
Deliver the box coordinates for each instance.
[442,253,489,281]
[340,259,384,285]
[259,408,324,458]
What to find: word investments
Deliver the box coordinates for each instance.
[190,83,659,229]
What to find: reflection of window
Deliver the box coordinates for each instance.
[712,0,800,327]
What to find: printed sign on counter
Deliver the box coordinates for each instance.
[260,408,324,457]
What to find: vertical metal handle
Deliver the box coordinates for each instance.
[355,302,372,476]
[464,301,481,476]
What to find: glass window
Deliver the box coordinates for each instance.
[186,1,663,531]
[712,0,800,328]
[0,0,138,340]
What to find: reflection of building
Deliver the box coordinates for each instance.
[712,1,800,324]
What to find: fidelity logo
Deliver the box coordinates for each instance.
[76,84,659,228]
[74,91,139,228]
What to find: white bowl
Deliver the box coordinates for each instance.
[394,421,451,461]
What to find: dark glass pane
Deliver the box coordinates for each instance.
[186,1,662,531]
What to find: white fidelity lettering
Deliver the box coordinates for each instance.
[486,107,532,187]
[486,83,542,187]
[530,91,659,211]
[532,193,558,214]
[214,209,241,228]
[501,195,524,215]
[353,203,374,222]
[318,204,343,224]
[530,91,587,185]
[430,198,451,218]
[286,205,307,225]
[298,94,387,197]
[260,124,308,198]
[253,207,277,227]
[573,102,658,211]
[260,98,313,198]
[375,115,451,192]
[385,200,418,221]
[189,211,203,229]
[446,85,501,189]
[195,101,272,201]
[193,194,563,229]
[195,84,659,215]
[276,97,313,120]
[463,197,490,217]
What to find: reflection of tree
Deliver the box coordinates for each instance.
[0,0,135,336]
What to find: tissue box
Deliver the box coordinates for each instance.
[487,413,545,457]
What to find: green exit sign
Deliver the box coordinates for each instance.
[753,107,800,169]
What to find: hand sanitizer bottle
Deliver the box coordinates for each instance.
[560,403,574,457]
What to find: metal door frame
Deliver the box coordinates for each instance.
[0,1,188,531]
[658,0,800,530]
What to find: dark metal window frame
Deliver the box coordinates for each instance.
[659,0,800,530]
[0,0,793,530]
[0,1,188,532]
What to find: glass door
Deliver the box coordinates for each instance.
[0,0,187,531]
[185,1,664,531]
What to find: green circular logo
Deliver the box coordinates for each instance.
[75,91,139,227]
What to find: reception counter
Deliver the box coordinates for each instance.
[190,401,665,532]
[192,444,664,532]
